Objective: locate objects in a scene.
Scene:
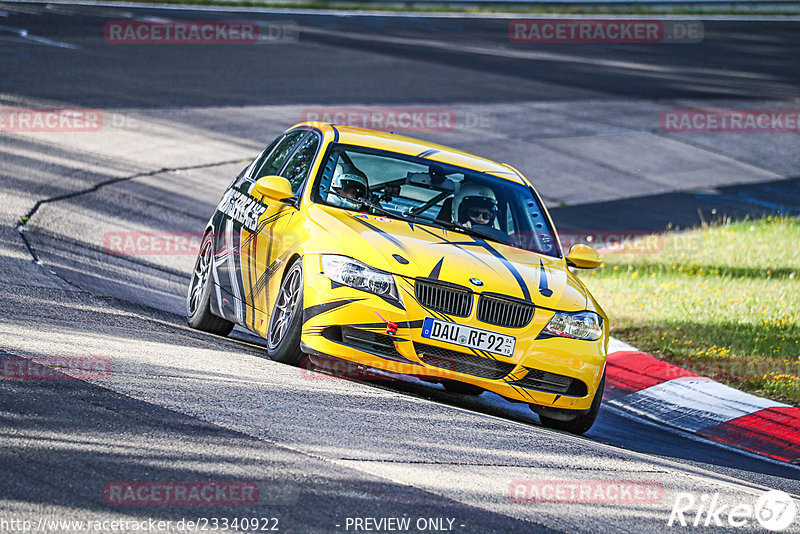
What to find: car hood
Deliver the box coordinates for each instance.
[305,205,587,311]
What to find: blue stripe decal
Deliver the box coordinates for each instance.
[429,257,444,280]
[441,239,531,302]
[350,216,411,254]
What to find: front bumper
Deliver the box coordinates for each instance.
[300,256,607,411]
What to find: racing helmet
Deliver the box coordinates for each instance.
[452,184,498,226]
[329,164,368,209]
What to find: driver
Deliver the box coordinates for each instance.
[328,163,368,210]
[452,184,498,229]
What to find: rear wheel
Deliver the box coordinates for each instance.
[266,260,304,366]
[187,232,234,336]
[536,372,605,435]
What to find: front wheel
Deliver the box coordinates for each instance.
[266,259,304,366]
[187,232,234,336]
[536,372,605,435]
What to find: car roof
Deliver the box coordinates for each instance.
[291,122,530,186]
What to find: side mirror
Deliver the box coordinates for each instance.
[253,175,294,202]
[565,244,602,269]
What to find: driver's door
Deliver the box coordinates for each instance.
[243,130,321,338]
[212,130,306,327]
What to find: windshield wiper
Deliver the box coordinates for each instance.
[402,212,494,241]
[324,189,403,221]
[357,196,405,220]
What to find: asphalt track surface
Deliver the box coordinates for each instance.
[1,2,799,533]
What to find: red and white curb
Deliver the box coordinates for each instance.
[605,338,800,464]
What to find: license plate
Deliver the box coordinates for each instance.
[421,317,516,357]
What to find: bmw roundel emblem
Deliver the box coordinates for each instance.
[469,278,484,287]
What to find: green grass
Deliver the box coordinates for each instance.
[577,216,800,406]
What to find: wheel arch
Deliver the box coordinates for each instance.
[282,253,303,284]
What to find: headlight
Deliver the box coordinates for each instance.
[321,255,398,299]
[543,311,603,341]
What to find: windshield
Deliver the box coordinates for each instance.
[313,145,559,257]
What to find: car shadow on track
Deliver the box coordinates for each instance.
[295,351,800,482]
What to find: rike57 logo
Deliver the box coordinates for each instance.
[668,490,797,531]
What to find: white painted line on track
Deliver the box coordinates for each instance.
[611,378,790,431]
[608,337,638,353]
[0,23,80,48]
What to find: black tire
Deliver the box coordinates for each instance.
[266,259,304,366]
[537,372,605,435]
[443,380,484,396]
[187,232,234,336]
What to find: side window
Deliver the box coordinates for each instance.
[280,133,321,194]
[252,131,306,181]
[234,143,276,189]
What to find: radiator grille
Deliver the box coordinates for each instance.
[477,294,534,328]
[415,279,472,317]
[510,368,588,397]
[416,342,514,380]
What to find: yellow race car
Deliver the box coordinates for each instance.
[187,122,608,434]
